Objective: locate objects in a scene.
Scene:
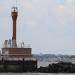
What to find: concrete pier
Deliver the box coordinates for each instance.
[0,58,37,72]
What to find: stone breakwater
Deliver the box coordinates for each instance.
[37,61,75,73]
[0,58,75,73]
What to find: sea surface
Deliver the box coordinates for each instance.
[0,73,75,75]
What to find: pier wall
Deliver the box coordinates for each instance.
[0,58,37,72]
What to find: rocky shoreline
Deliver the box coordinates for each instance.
[37,61,75,73]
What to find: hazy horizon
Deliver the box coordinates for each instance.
[0,0,75,55]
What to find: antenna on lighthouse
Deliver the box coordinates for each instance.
[16,0,17,7]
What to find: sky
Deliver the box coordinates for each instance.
[0,0,75,55]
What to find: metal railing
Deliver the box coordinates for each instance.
[2,44,31,48]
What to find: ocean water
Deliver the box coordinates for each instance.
[0,73,75,75]
[38,61,52,68]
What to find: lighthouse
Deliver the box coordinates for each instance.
[12,7,18,48]
[2,7,32,58]
[0,1,37,71]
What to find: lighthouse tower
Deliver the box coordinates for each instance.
[12,7,18,48]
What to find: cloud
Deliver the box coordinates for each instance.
[64,0,75,31]
[64,0,75,14]
[0,0,75,54]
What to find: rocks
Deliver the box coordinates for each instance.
[37,61,75,73]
